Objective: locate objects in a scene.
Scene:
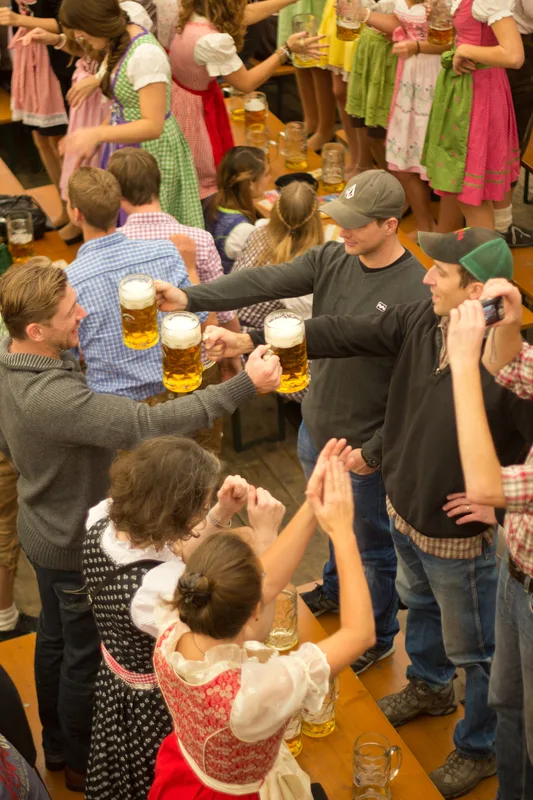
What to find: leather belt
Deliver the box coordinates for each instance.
[508,555,533,594]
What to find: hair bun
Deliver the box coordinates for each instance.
[178,572,211,609]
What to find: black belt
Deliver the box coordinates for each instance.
[508,555,533,594]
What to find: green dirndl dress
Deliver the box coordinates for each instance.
[345,26,398,128]
[277,0,328,49]
[104,31,203,229]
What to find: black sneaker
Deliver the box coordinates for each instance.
[378,676,457,727]
[0,612,38,642]
[429,750,497,798]
[300,584,339,617]
[351,644,395,675]
[502,224,533,248]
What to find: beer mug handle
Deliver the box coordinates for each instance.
[277,131,287,158]
[387,745,402,781]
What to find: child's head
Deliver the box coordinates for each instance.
[108,437,221,550]
[171,533,263,639]
[213,146,269,223]
[267,181,324,265]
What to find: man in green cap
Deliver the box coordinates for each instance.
[187,227,533,798]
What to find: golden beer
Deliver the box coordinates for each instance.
[264,310,309,394]
[285,155,309,170]
[427,25,454,45]
[292,52,320,68]
[302,677,339,738]
[7,211,35,264]
[119,274,159,350]
[231,106,245,122]
[161,312,202,393]
[244,92,268,129]
[336,20,360,41]
[292,13,320,67]
[265,584,299,651]
[284,712,303,757]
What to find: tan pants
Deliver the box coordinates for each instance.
[0,454,19,572]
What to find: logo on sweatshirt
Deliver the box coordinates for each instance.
[376,302,387,312]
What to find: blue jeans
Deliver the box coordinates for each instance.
[33,564,101,773]
[392,525,498,758]
[297,422,399,651]
[489,556,533,800]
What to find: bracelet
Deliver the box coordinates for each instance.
[207,510,232,529]
[277,45,291,64]
[54,32,67,50]
[415,40,421,54]
[283,40,292,55]
[362,8,371,24]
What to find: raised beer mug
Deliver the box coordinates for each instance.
[264,309,309,393]
[161,311,203,393]
[291,13,320,68]
[336,0,362,42]
[119,273,159,350]
[427,0,454,46]
[302,676,339,738]
[352,732,402,798]
[244,91,268,130]
[6,211,35,264]
[277,122,309,171]
[265,583,299,651]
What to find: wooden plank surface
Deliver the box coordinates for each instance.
[0,87,11,124]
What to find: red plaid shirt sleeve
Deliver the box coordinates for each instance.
[501,458,533,514]
[496,342,533,400]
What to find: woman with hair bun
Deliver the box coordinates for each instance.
[150,439,375,800]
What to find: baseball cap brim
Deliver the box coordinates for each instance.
[418,231,460,263]
[321,198,375,229]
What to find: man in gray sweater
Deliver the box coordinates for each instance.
[155,170,431,674]
[0,261,280,790]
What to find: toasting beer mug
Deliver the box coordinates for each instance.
[336,0,362,41]
[352,733,402,798]
[277,122,309,171]
[427,0,454,45]
[302,677,339,738]
[284,711,303,757]
[265,583,299,651]
[161,311,203,393]
[119,274,159,350]
[6,211,35,264]
[264,309,309,393]
[292,13,320,67]
[244,91,268,129]
[321,143,346,192]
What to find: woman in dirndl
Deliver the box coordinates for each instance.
[421,0,524,233]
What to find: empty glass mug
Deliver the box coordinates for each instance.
[352,733,402,798]
[265,583,298,651]
[427,0,454,45]
[321,143,346,192]
[292,13,320,67]
[277,122,309,171]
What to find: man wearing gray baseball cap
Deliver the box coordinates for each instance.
[153,169,430,674]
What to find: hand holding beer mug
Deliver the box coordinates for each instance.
[426,0,454,46]
[161,312,203,393]
[336,0,362,41]
[154,279,189,312]
[119,274,159,350]
[264,310,309,393]
[291,13,321,67]
[6,211,35,264]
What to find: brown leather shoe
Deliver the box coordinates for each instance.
[65,766,86,793]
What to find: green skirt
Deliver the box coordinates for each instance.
[345,27,397,128]
[277,0,327,49]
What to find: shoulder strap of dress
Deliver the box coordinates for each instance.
[88,558,162,605]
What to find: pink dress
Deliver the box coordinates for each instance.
[447,0,519,204]
[386,0,443,178]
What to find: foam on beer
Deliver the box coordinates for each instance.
[244,98,266,112]
[119,278,155,310]
[162,313,201,349]
[265,315,304,349]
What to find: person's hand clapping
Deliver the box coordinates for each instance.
[245,345,282,394]
[448,299,486,370]
[307,456,354,541]
[154,279,189,312]
[481,279,522,329]
[214,475,250,522]
[247,486,286,546]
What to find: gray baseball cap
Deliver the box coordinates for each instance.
[322,170,405,229]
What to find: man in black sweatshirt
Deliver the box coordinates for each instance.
[163,227,533,799]
[155,171,430,674]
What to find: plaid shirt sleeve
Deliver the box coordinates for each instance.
[231,229,284,331]
[501,458,533,514]
[197,235,235,325]
[496,341,533,400]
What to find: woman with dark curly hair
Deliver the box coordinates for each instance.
[169,0,326,199]
[82,435,271,800]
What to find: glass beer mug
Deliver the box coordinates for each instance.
[321,142,346,193]
[119,273,159,350]
[284,711,303,757]
[229,88,245,122]
[292,13,320,67]
[352,733,402,799]
[336,0,362,41]
[161,312,203,393]
[427,0,454,46]
[6,211,35,264]
[265,583,299,651]
[277,122,308,171]
[246,124,271,161]
[244,91,268,129]
[264,309,310,393]
[302,677,339,738]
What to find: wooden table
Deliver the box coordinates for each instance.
[297,601,444,800]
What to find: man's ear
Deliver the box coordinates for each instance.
[72,207,84,225]
[467,281,484,300]
[25,322,46,343]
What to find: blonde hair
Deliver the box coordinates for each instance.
[178,0,247,51]
[68,167,122,231]
[0,262,67,340]
[265,181,324,265]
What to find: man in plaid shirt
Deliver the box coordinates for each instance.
[448,279,533,800]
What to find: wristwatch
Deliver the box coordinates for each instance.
[361,450,380,470]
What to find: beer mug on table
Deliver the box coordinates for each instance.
[427,0,454,45]
[336,0,362,41]
[292,13,320,67]
[277,122,308,171]
[119,273,159,350]
[265,583,299,651]
[244,91,268,129]
[302,677,339,738]
[6,211,34,264]
[229,88,245,122]
[321,142,346,193]
[264,309,309,393]
[284,711,303,757]
[161,311,203,393]
[246,124,271,161]
[352,732,402,798]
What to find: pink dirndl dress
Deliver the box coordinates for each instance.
[440,0,520,204]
